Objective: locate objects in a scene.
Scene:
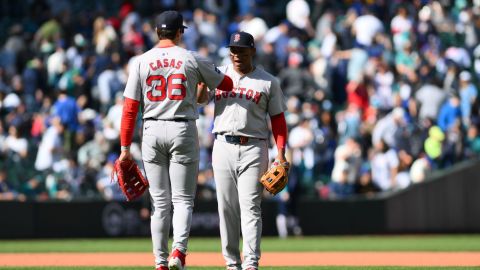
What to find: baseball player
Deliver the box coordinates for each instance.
[119,11,233,270]
[198,31,288,270]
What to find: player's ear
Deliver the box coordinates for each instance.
[175,29,183,40]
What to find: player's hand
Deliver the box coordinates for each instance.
[273,154,289,170]
[197,82,206,89]
[197,82,209,104]
[119,149,133,161]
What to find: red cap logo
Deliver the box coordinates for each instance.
[234,34,240,42]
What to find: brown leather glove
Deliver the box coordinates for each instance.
[260,161,289,195]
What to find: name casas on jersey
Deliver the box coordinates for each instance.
[149,58,183,71]
[214,87,262,104]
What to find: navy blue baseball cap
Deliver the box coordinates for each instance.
[156,10,187,30]
[227,31,255,48]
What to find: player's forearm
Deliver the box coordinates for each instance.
[120,97,140,148]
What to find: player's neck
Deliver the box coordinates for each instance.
[236,64,254,76]
[157,39,176,48]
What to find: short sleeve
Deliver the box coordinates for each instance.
[192,52,224,90]
[268,77,287,116]
[123,57,142,101]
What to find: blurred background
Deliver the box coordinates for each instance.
[0,0,480,238]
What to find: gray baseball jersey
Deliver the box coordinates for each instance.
[209,64,287,138]
[124,46,225,120]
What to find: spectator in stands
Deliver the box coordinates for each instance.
[390,5,413,52]
[336,103,362,144]
[395,149,413,189]
[329,137,362,198]
[312,107,337,180]
[371,139,399,191]
[286,0,314,40]
[288,116,315,195]
[97,61,125,114]
[438,93,462,133]
[424,126,445,169]
[34,117,65,173]
[351,7,383,48]
[0,168,26,201]
[372,61,394,112]
[354,163,380,196]
[277,52,318,99]
[409,152,433,184]
[372,107,406,149]
[415,78,447,121]
[395,41,419,84]
[4,124,28,161]
[52,89,80,150]
[93,17,118,55]
[465,125,480,158]
[458,71,478,127]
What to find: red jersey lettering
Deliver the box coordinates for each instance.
[252,91,262,104]
[246,89,253,100]
[149,62,158,71]
[239,88,246,98]
[175,61,183,69]
[230,89,237,97]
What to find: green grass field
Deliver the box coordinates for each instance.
[1,235,480,253]
[0,267,479,270]
[1,235,479,269]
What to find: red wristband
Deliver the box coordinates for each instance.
[217,75,233,92]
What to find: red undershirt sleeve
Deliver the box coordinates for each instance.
[270,112,287,149]
[216,75,233,92]
[120,97,140,147]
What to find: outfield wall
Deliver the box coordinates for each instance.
[1,160,480,238]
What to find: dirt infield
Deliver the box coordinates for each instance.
[1,252,480,267]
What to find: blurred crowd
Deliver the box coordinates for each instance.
[1,0,480,203]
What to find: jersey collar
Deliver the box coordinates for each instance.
[156,40,176,48]
[233,65,257,77]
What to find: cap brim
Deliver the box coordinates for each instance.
[227,44,253,48]
[157,25,188,30]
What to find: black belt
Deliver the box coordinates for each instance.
[144,118,189,122]
[215,134,264,145]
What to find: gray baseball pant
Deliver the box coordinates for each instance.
[142,119,199,267]
[212,138,268,269]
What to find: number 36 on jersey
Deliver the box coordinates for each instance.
[146,74,187,101]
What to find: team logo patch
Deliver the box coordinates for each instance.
[234,34,240,42]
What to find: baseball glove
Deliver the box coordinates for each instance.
[260,161,289,195]
[112,159,149,201]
